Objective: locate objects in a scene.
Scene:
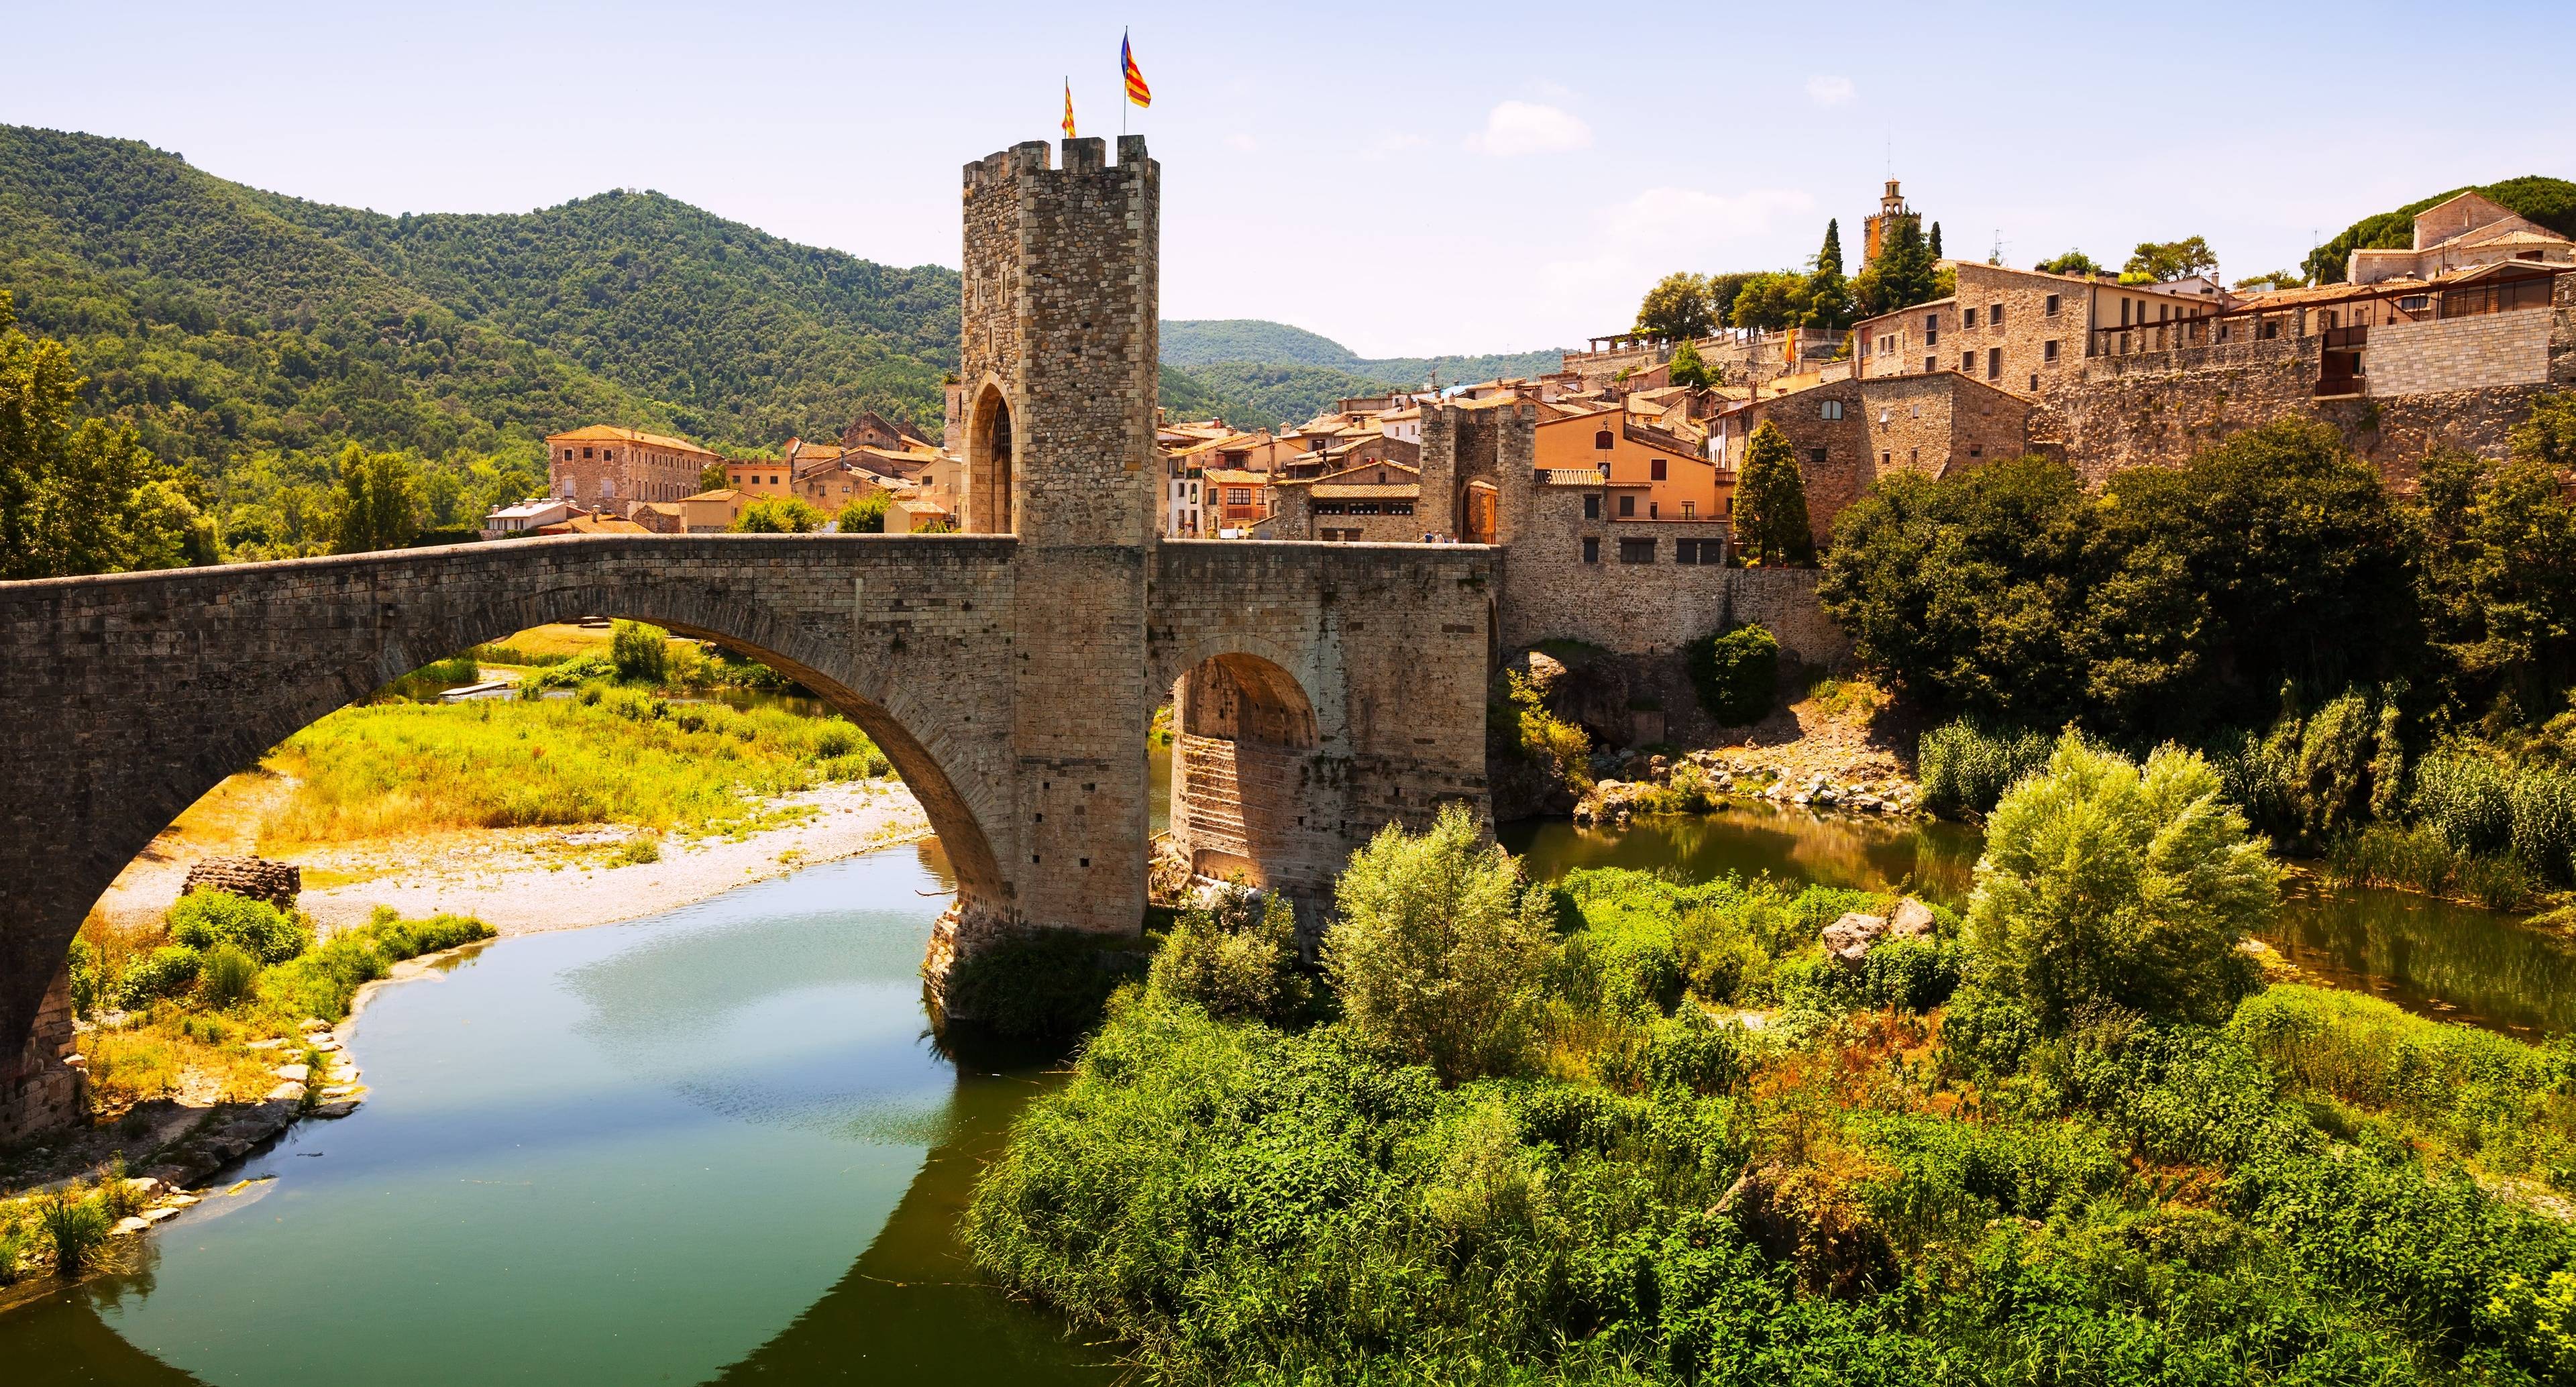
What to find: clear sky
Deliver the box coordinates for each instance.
[8,1,2572,357]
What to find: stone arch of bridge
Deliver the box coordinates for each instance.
[1160,640,1330,894]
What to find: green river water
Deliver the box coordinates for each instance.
[9,799,2576,1381]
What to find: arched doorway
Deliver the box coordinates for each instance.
[1167,653,1321,891]
[967,385,1014,535]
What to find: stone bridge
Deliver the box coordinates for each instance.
[0,133,1500,1135]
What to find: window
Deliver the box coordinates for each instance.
[1227,487,1252,504]
[1964,307,1979,328]
[2120,300,2131,327]
[1582,537,1600,563]
[1988,347,2002,380]
[1650,457,1667,481]
[1962,351,1975,373]
[1617,494,1635,517]
[1820,399,1843,420]
[582,447,596,459]
[1680,500,1695,519]
[2043,339,2061,363]
[1989,302,2004,326]
[1969,445,1984,457]
[2400,294,2429,313]
[1924,313,1939,345]
[1617,539,1655,564]
[1923,355,1936,374]
[1676,539,1702,564]
[1582,494,1600,520]
[2029,374,2039,392]
[1881,451,1890,467]
[561,449,573,461]
[2045,293,2061,316]
[1808,448,1827,467]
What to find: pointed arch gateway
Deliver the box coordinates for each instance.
[965,382,1014,535]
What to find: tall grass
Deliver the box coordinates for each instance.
[1916,718,2049,818]
[262,692,889,842]
[2411,744,2576,888]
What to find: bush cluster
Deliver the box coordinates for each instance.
[1915,718,2050,818]
[1686,623,1778,725]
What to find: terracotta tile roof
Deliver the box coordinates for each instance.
[547,424,722,455]
[681,488,744,502]
[1202,468,1269,484]
[1311,483,1421,500]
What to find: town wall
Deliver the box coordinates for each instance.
[2034,280,2576,488]
[2370,311,2553,396]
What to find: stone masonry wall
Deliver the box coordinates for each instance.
[2370,311,2552,396]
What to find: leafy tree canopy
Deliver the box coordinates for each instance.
[2120,236,2220,284]
[1733,421,1813,567]
[1635,272,1719,340]
[2033,250,2099,278]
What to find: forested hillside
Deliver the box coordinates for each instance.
[0,124,1571,559]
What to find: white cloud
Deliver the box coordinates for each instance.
[1805,74,1856,107]
[1466,101,1591,156]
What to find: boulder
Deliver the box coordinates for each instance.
[113,1217,151,1235]
[272,1064,309,1083]
[1890,897,1937,940]
[313,1101,361,1119]
[142,1207,179,1224]
[1505,647,1632,746]
[265,1081,307,1103]
[1821,912,1889,967]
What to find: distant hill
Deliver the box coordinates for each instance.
[2304,175,2576,284]
[1157,319,1567,427]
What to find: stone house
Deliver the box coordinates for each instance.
[1269,461,1426,543]
[482,497,575,538]
[2350,190,2575,285]
[1532,408,1729,526]
[546,425,727,516]
[1715,372,2031,544]
[1203,468,1272,533]
[1853,263,2225,397]
[724,457,794,498]
[840,410,935,453]
[676,488,749,533]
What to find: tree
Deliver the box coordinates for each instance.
[1668,339,1712,389]
[0,290,208,578]
[1732,422,1814,566]
[1851,217,1941,318]
[329,445,423,553]
[1702,272,1758,329]
[1967,734,2275,1030]
[836,490,890,533]
[2234,270,2304,292]
[732,496,826,533]
[1634,272,1716,340]
[1322,801,1554,1084]
[698,462,729,492]
[1927,221,1943,261]
[1729,272,1813,332]
[1817,219,1845,278]
[1688,624,1779,724]
[2511,389,2576,472]
[610,620,671,684]
[2412,437,2576,720]
[2121,236,2219,283]
[2034,250,2100,277]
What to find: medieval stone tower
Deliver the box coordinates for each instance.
[957,135,1161,937]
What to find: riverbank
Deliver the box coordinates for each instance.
[93,775,932,938]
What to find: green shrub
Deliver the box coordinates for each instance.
[254,911,492,1021]
[168,889,308,964]
[2414,744,2514,856]
[1643,1005,1750,1094]
[2509,761,2576,884]
[836,491,888,533]
[197,943,259,1009]
[1324,803,1555,1083]
[65,938,99,1016]
[1917,718,2050,818]
[731,496,826,533]
[1970,733,2275,1029]
[940,930,1132,1042]
[1145,887,1312,1027]
[1687,623,1780,724]
[117,945,202,1007]
[38,1189,110,1276]
[1851,934,1964,1012]
[608,620,669,683]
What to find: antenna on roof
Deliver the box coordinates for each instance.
[1990,227,2005,266]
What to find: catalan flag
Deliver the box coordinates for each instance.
[1121,30,1150,108]
[1062,78,1076,137]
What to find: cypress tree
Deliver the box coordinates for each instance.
[1929,221,1944,260]
[1818,219,1844,278]
[1734,421,1814,566]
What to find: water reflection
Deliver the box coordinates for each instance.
[1504,805,2576,1039]
[1,849,1099,1386]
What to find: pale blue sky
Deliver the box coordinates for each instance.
[9,2,2573,355]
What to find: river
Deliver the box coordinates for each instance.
[14,796,2576,1379]
[0,848,1108,1386]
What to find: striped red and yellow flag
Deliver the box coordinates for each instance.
[1061,78,1076,137]
[1121,30,1150,108]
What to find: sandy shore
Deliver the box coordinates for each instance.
[95,777,934,938]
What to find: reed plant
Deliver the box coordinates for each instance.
[1915,718,2050,818]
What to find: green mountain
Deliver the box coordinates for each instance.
[1155,319,1567,428]
[2303,175,2576,284]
